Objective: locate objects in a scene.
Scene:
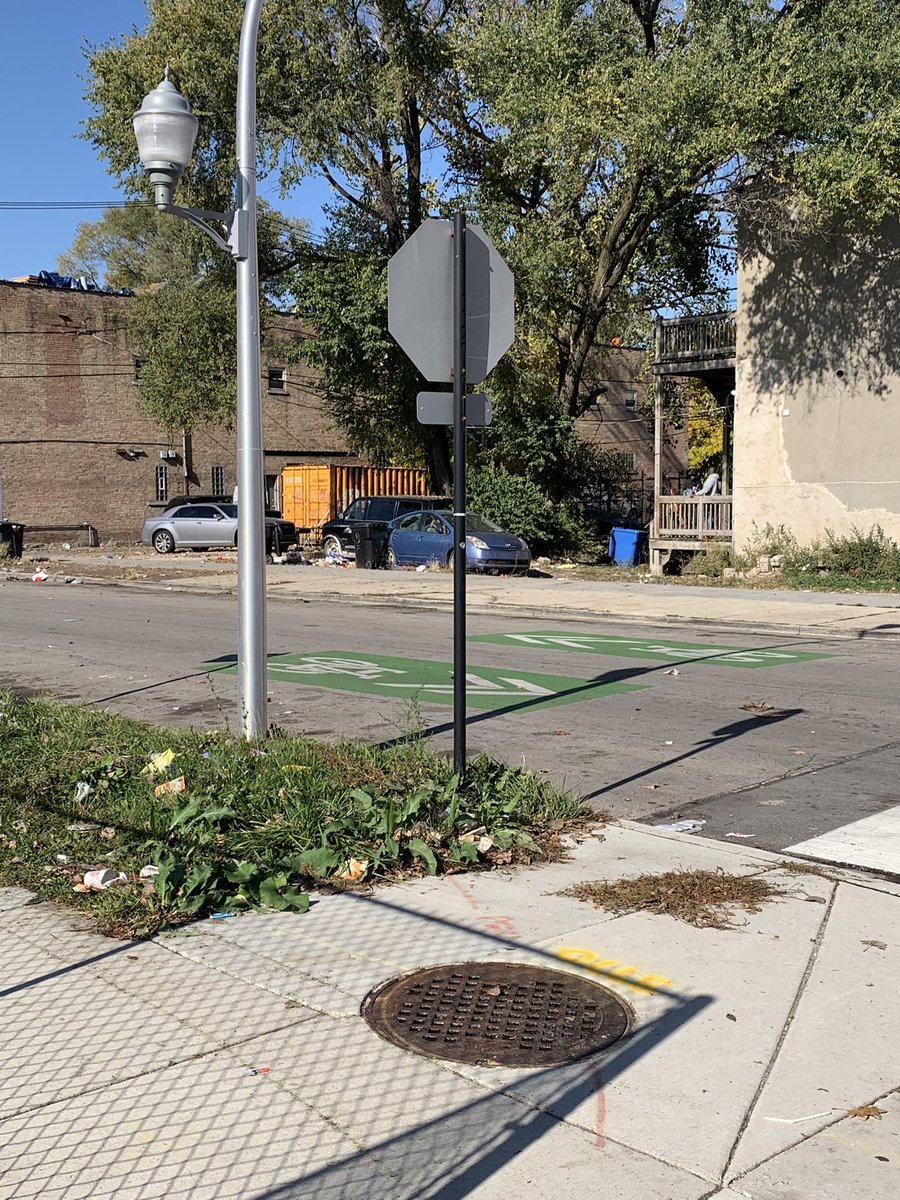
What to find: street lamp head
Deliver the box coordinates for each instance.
[133,69,199,208]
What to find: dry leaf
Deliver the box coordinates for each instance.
[861,939,887,951]
[847,1105,886,1121]
[726,1013,737,1022]
[554,730,569,737]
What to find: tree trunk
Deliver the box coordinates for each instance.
[422,426,452,494]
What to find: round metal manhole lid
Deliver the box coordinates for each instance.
[362,962,632,1068]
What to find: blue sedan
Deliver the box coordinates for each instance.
[386,509,531,574]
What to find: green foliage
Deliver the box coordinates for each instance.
[680,544,734,579]
[0,693,582,936]
[468,464,587,556]
[56,201,307,434]
[729,524,900,591]
[687,386,727,479]
[736,523,803,564]
[290,225,449,484]
[780,526,900,590]
[82,0,900,449]
[132,275,238,431]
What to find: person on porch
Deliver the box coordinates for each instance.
[695,471,721,497]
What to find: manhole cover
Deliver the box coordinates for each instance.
[362,962,631,1067]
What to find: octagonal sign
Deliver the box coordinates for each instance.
[388,218,514,384]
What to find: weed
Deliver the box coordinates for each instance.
[559,868,782,928]
[0,691,582,937]
[681,544,734,578]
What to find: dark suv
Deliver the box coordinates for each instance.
[320,495,451,555]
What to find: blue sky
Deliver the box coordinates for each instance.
[0,3,329,282]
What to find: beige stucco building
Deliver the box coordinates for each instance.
[733,219,900,549]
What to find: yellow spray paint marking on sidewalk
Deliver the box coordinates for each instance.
[554,946,674,995]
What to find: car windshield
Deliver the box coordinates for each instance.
[216,504,238,518]
[466,512,502,533]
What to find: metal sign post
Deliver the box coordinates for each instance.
[387,215,514,781]
[452,214,467,776]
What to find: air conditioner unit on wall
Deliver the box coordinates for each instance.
[160,450,178,460]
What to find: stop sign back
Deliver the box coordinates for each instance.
[387,218,514,384]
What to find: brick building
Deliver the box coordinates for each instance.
[0,279,353,540]
[575,345,689,501]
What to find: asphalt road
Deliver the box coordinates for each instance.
[2,579,897,872]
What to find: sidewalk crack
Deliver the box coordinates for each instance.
[718,878,840,1182]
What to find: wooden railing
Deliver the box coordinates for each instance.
[655,311,736,369]
[654,495,733,540]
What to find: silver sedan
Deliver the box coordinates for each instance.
[142,503,295,554]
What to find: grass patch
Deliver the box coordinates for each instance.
[559,868,782,928]
[0,690,583,938]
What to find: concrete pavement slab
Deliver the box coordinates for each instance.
[727,880,900,1179]
[733,1089,899,1199]
[419,877,835,1181]
[0,929,214,1121]
[0,887,34,917]
[0,962,714,1200]
[0,1043,355,1200]
[161,895,496,1018]
[1,902,320,1046]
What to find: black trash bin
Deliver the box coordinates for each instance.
[353,523,388,569]
[0,522,24,559]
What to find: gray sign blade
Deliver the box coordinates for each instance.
[416,392,492,426]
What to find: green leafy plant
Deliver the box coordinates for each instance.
[0,694,582,936]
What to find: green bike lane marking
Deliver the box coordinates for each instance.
[468,631,832,669]
[204,651,643,712]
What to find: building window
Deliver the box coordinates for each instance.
[155,465,168,503]
[265,474,278,510]
[624,390,637,412]
[133,355,147,382]
[612,452,635,472]
[267,367,287,393]
[211,465,225,496]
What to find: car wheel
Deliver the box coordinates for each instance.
[386,547,398,570]
[153,529,175,554]
[323,534,342,557]
[270,527,282,557]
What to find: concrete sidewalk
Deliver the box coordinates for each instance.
[7,545,900,639]
[1,823,897,1199]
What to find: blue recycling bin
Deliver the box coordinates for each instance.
[609,526,646,567]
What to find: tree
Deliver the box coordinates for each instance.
[439,0,900,416]
[82,0,900,478]
[57,201,306,431]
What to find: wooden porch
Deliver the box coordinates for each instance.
[650,311,736,573]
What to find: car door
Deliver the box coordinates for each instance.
[170,505,208,547]
[189,504,231,547]
[418,512,452,564]
[390,512,424,563]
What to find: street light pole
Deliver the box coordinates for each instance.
[133,1,269,739]
[234,0,268,739]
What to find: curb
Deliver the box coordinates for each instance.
[6,568,900,643]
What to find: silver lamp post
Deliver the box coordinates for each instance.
[133,1,268,740]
